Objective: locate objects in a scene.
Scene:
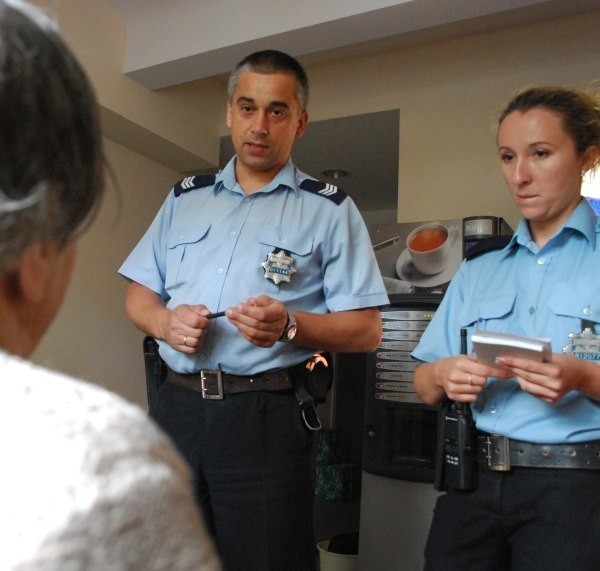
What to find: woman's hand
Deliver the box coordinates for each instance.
[414,355,510,406]
[497,353,600,403]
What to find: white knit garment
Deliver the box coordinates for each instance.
[0,351,221,571]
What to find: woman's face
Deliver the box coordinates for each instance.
[497,108,596,243]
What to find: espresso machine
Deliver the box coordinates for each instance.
[355,216,512,570]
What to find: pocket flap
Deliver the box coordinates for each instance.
[459,291,516,328]
[258,225,313,256]
[167,223,211,249]
[548,283,600,323]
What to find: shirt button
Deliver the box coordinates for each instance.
[529,307,535,315]
[537,257,545,265]
[489,405,497,414]
[217,268,224,274]
[230,231,236,237]
[583,305,592,316]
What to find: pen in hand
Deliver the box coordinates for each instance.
[206,311,226,319]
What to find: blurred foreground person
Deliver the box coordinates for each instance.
[0,1,220,569]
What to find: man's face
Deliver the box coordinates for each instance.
[226,71,308,181]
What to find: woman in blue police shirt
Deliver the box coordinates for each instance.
[412,86,600,570]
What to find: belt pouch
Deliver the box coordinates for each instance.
[290,353,333,403]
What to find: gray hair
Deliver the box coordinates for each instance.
[0,0,104,273]
[227,50,309,113]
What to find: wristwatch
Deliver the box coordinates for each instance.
[279,311,297,342]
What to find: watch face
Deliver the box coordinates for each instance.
[286,324,297,341]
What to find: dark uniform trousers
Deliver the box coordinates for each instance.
[424,463,600,570]
[151,381,318,571]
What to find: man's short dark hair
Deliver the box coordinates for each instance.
[227,50,309,113]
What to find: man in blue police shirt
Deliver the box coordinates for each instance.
[119,50,388,570]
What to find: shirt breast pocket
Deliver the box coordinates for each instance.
[548,283,600,331]
[246,225,314,296]
[165,223,211,291]
[458,291,517,330]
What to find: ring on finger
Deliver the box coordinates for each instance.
[183,335,188,346]
[468,373,473,385]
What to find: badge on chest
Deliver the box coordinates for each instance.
[563,320,600,361]
[262,248,297,285]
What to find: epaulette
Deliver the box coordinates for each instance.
[173,174,217,197]
[299,179,347,205]
[465,235,512,261]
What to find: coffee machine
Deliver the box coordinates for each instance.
[355,216,512,570]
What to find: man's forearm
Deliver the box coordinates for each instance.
[291,307,381,353]
[125,281,169,340]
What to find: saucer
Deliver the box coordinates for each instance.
[396,246,462,287]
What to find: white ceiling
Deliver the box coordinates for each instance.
[104,0,600,213]
[106,0,598,90]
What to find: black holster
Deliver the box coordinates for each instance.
[290,353,333,431]
[143,336,167,411]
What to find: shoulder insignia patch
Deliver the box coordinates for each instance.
[299,179,347,205]
[465,235,512,261]
[173,174,217,197]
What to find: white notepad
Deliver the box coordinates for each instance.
[471,330,552,365]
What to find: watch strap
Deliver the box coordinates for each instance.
[279,310,297,342]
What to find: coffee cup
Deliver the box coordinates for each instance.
[404,223,457,275]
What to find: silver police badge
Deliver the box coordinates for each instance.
[563,321,600,361]
[262,248,297,285]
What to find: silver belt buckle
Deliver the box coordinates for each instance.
[486,434,511,471]
[200,370,224,400]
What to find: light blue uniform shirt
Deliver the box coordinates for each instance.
[412,200,600,443]
[120,157,388,374]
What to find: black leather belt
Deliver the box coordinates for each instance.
[477,433,600,471]
[166,367,293,400]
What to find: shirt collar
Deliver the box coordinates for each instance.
[563,199,598,246]
[510,198,598,250]
[214,156,299,196]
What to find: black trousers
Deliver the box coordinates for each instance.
[424,463,600,570]
[151,382,317,571]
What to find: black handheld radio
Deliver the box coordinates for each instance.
[434,328,478,491]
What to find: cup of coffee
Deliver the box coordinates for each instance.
[404,223,457,275]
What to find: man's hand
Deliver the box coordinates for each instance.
[125,282,215,354]
[225,295,287,347]
[162,304,212,354]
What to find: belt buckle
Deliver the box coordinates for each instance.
[486,434,511,471]
[200,370,224,400]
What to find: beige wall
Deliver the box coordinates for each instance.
[34,0,225,172]
[307,10,600,226]
[33,138,180,407]
[32,3,600,407]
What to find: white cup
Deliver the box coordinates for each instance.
[404,223,457,275]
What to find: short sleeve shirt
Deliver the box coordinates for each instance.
[412,200,600,443]
[120,157,388,374]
